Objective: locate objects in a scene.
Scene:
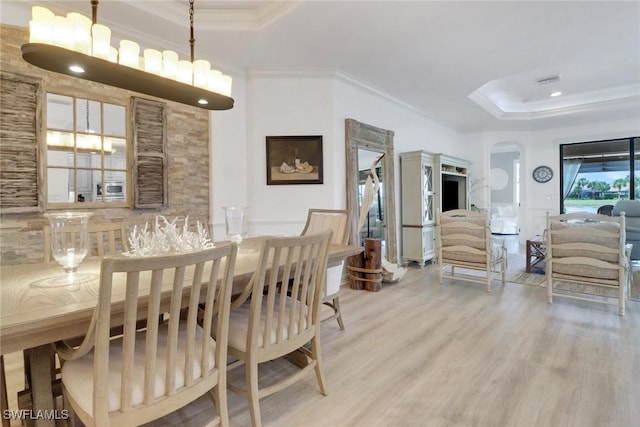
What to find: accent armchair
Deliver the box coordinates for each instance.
[546,211,627,315]
[437,209,507,292]
[612,199,640,259]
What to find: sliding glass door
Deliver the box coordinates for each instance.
[561,137,639,213]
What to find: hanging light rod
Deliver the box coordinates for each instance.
[21,2,234,111]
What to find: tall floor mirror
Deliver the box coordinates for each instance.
[346,118,398,263]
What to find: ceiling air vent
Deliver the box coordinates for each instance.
[536,75,560,85]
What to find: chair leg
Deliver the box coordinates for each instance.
[486,271,491,293]
[547,276,553,304]
[62,390,79,427]
[310,337,327,396]
[211,379,229,427]
[333,297,345,330]
[619,281,625,316]
[1,356,8,427]
[246,359,261,427]
[501,258,506,284]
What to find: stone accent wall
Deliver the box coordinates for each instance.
[0,25,211,265]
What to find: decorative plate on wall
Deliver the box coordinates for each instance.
[532,165,553,183]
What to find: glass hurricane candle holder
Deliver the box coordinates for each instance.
[223,207,248,244]
[45,212,92,283]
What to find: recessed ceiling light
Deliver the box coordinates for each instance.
[69,64,85,73]
[550,91,562,97]
[198,99,209,105]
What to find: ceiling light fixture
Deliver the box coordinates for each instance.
[550,91,563,97]
[21,1,233,111]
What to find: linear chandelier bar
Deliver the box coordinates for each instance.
[22,3,234,111]
[22,43,233,110]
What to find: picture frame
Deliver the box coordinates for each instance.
[266,135,323,185]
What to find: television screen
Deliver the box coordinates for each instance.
[442,180,459,211]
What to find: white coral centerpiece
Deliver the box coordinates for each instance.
[125,215,214,257]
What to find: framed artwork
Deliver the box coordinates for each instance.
[266,135,323,185]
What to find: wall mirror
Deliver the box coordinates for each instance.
[46,93,127,206]
[346,118,398,263]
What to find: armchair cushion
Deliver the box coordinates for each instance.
[612,200,640,217]
[612,200,640,259]
[549,221,621,281]
[550,221,620,263]
[440,217,486,264]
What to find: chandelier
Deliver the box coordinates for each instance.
[21,0,233,110]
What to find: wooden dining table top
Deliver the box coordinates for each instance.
[0,237,362,355]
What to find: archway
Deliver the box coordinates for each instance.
[489,142,522,237]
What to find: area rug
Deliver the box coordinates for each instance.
[439,252,545,287]
[440,254,640,302]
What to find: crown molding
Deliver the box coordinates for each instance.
[126,1,298,31]
[469,84,640,120]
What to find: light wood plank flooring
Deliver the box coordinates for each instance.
[4,241,639,426]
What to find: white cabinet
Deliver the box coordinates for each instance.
[47,151,69,202]
[434,153,470,214]
[400,151,435,265]
[69,153,93,202]
[104,154,126,181]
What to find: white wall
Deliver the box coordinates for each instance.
[210,70,469,257]
[332,74,468,260]
[469,117,640,243]
[244,72,336,237]
[209,71,249,241]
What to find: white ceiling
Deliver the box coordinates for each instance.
[4,0,640,133]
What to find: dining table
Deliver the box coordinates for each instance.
[0,237,362,427]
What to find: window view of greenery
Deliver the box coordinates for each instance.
[562,139,638,213]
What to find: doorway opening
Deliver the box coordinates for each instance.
[489,143,520,235]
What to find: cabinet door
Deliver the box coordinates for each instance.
[422,162,434,224]
[422,225,435,260]
[76,154,92,193]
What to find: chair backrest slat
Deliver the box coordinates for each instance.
[165,266,186,394]
[143,269,163,404]
[120,272,140,412]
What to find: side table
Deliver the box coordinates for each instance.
[526,235,546,273]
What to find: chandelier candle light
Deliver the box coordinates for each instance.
[23,1,233,110]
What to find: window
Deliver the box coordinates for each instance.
[46,94,127,205]
[561,137,640,213]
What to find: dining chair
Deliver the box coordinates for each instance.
[546,211,627,315]
[52,245,237,427]
[19,221,132,413]
[436,209,507,292]
[43,220,130,261]
[224,231,333,427]
[301,208,350,329]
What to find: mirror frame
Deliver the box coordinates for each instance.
[345,118,398,263]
